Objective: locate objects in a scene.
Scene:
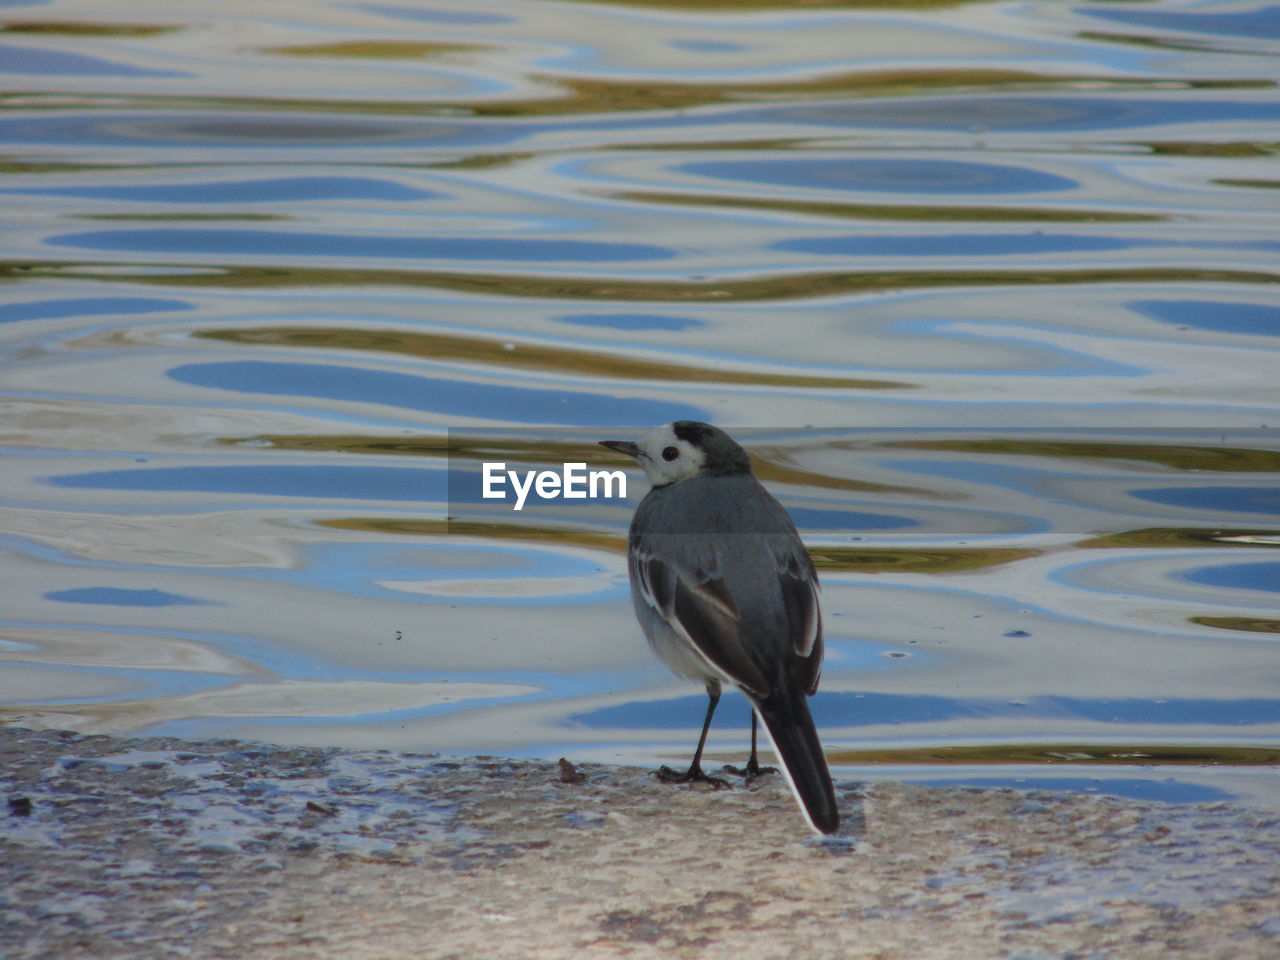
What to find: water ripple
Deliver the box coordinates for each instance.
[49,229,676,263]
[2,0,1278,811]
[167,360,703,425]
[679,158,1078,194]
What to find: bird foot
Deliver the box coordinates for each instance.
[656,764,731,790]
[723,762,778,782]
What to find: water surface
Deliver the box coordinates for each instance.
[2,0,1278,809]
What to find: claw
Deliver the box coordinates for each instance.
[723,761,778,781]
[656,764,731,790]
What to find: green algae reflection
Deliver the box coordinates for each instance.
[1189,616,1280,635]
[1215,179,1280,190]
[1079,528,1280,549]
[78,214,289,223]
[822,743,1280,766]
[465,68,1269,119]
[196,326,905,390]
[320,517,627,554]
[613,191,1163,224]
[894,439,1280,473]
[317,517,1038,574]
[268,41,484,58]
[4,66,1265,120]
[0,21,176,36]
[230,435,611,468]
[1140,141,1279,158]
[13,262,1277,302]
[809,547,1037,574]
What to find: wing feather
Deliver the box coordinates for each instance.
[630,546,768,698]
[775,544,823,694]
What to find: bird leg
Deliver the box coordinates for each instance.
[657,684,730,789]
[724,710,778,780]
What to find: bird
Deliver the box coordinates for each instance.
[599,421,839,835]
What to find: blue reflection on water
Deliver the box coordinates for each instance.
[558,312,704,331]
[45,587,213,607]
[0,43,188,78]
[913,776,1233,805]
[0,113,521,151]
[1184,561,1280,595]
[46,464,450,501]
[49,229,674,263]
[301,540,610,589]
[1131,486,1280,515]
[576,691,1280,729]
[3,664,241,706]
[1052,695,1280,724]
[8,176,439,204]
[1082,4,1280,41]
[361,3,513,25]
[778,233,1145,257]
[1129,299,1280,337]
[669,39,747,54]
[168,361,702,425]
[0,297,191,325]
[771,96,1280,134]
[680,158,1075,194]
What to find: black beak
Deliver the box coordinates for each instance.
[598,440,641,459]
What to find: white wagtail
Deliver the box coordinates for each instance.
[600,421,839,835]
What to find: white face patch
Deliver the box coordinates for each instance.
[633,423,706,486]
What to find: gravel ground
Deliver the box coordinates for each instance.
[2,725,1277,959]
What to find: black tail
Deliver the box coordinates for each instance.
[755,688,839,835]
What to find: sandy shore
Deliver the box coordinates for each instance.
[2,725,1277,959]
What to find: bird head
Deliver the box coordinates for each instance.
[599,421,752,487]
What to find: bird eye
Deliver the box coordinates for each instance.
[662,446,679,461]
